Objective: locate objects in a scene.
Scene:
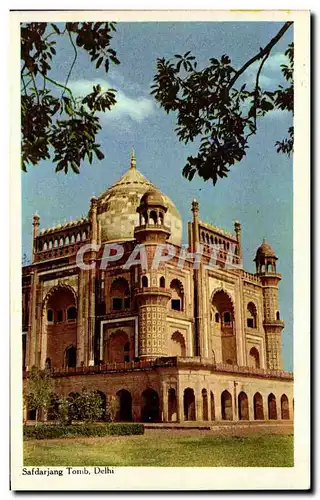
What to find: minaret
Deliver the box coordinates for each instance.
[134,190,171,358]
[191,199,202,357]
[32,213,40,261]
[254,240,284,370]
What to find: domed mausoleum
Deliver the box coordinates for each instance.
[96,150,182,246]
[22,150,293,425]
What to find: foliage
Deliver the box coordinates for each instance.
[23,422,145,440]
[67,389,103,422]
[23,366,53,423]
[56,396,70,425]
[21,22,120,173]
[105,395,118,422]
[151,22,294,185]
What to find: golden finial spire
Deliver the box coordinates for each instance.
[130,147,136,169]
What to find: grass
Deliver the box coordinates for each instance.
[24,433,294,467]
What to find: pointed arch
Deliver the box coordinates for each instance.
[42,284,78,311]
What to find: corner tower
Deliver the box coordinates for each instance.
[134,190,171,359]
[254,240,285,370]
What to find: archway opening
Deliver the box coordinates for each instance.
[281,394,290,420]
[168,388,177,422]
[116,389,133,422]
[65,346,76,368]
[183,388,196,421]
[110,278,130,311]
[268,393,277,420]
[221,390,233,420]
[247,302,257,328]
[249,347,260,368]
[107,330,130,364]
[170,279,184,311]
[141,389,160,422]
[212,290,236,364]
[238,391,249,420]
[253,392,264,420]
[170,331,186,357]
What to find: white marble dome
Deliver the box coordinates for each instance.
[96,152,183,246]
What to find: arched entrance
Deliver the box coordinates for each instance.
[202,389,208,421]
[170,331,186,357]
[268,393,277,420]
[168,388,177,422]
[43,284,77,369]
[65,346,76,368]
[141,389,160,422]
[221,390,233,420]
[107,330,131,363]
[253,392,264,420]
[184,388,196,421]
[116,389,133,421]
[238,391,249,420]
[281,394,290,419]
[211,290,236,364]
[249,347,260,368]
[95,391,107,420]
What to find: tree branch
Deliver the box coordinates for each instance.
[61,30,78,100]
[228,21,293,90]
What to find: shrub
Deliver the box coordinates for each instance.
[23,422,144,440]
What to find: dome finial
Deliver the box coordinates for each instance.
[130,147,136,169]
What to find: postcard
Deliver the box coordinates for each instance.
[10,9,310,491]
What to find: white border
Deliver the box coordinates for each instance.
[10,9,310,492]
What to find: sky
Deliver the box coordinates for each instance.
[21,21,293,370]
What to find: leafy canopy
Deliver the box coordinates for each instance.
[21,22,120,174]
[151,22,293,185]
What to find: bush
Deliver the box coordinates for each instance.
[23,422,144,440]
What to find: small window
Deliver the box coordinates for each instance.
[171,299,181,311]
[247,318,254,328]
[57,310,63,323]
[159,276,165,288]
[142,276,148,287]
[124,297,130,309]
[112,298,122,311]
[67,306,77,321]
[124,342,130,363]
[65,346,76,368]
[223,312,231,324]
[276,311,280,320]
[47,309,53,322]
[215,312,220,323]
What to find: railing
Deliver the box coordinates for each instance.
[241,270,261,283]
[23,357,293,380]
[34,242,85,262]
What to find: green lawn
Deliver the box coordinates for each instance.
[24,433,294,467]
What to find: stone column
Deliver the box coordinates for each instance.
[132,392,141,422]
[248,393,254,421]
[39,309,47,369]
[27,270,38,368]
[178,384,184,422]
[196,389,202,421]
[162,383,168,423]
[76,269,84,366]
[215,392,222,421]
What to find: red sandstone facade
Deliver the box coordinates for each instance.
[22,152,293,423]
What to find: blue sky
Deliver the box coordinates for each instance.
[22,21,293,370]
